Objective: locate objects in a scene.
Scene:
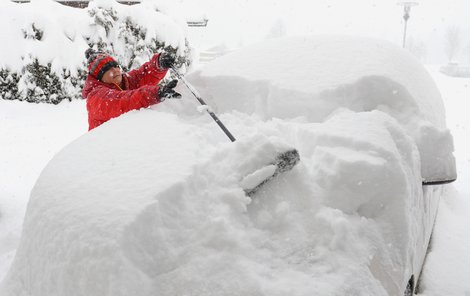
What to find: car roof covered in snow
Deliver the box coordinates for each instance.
[190,35,447,129]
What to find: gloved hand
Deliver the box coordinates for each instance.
[158,79,181,101]
[158,52,175,69]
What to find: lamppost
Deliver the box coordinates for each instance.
[397,1,419,48]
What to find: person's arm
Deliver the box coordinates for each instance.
[126,54,168,88]
[86,84,160,123]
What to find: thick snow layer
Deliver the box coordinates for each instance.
[1,35,456,296]
[188,35,456,182]
[2,108,422,296]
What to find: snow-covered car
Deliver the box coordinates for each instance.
[1,36,456,296]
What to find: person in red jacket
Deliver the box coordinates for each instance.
[82,48,181,130]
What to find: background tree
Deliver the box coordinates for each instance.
[444,26,461,63]
[407,36,427,63]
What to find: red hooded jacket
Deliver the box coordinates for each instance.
[82,54,168,130]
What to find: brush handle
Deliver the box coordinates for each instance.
[171,67,236,142]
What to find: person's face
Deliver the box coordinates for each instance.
[101,66,122,85]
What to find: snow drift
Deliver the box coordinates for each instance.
[0,36,456,296]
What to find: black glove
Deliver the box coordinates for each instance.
[158,52,175,69]
[158,79,181,101]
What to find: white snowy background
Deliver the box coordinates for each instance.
[1,0,470,295]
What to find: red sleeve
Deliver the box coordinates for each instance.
[126,54,168,89]
[86,84,160,126]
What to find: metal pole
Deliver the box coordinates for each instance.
[170,67,237,142]
[402,17,408,48]
[397,2,418,48]
[402,5,410,48]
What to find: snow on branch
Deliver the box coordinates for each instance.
[0,0,192,104]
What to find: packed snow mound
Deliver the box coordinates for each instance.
[188,35,456,182]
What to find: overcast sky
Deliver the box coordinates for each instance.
[175,0,470,64]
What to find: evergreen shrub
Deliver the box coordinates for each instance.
[0,0,191,104]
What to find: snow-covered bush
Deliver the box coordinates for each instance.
[0,0,192,104]
[0,70,19,101]
[18,58,69,104]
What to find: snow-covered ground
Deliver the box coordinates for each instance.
[417,68,470,296]
[0,43,468,295]
[0,100,87,281]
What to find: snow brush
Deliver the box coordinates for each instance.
[170,66,300,197]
